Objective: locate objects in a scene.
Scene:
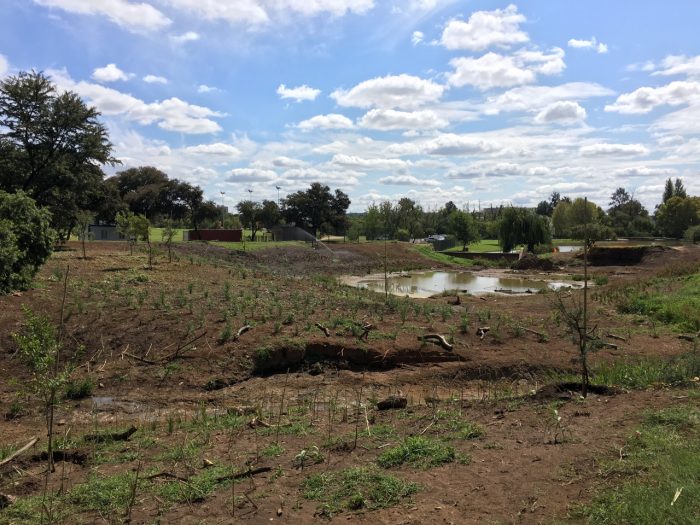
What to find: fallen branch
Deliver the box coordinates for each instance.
[84,425,137,443]
[601,342,619,350]
[315,323,330,337]
[163,331,206,362]
[518,326,545,339]
[418,334,453,351]
[122,352,157,365]
[247,417,271,429]
[145,472,190,483]
[233,325,252,342]
[0,436,38,469]
[678,331,700,342]
[215,466,272,483]
[606,333,627,342]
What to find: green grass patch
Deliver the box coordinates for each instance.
[413,245,476,267]
[589,352,700,389]
[156,465,236,504]
[376,436,455,469]
[573,404,700,525]
[302,467,419,517]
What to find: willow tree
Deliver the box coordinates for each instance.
[498,207,551,253]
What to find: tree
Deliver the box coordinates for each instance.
[662,178,674,203]
[259,200,281,230]
[536,192,561,217]
[282,183,350,238]
[75,210,94,259]
[656,196,700,238]
[116,211,137,255]
[236,200,263,241]
[674,178,688,199]
[0,71,117,235]
[608,188,652,236]
[552,200,573,237]
[161,218,177,263]
[364,204,382,240]
[449,211,479,251]
[0,191,54,294]
[498,208,551,253]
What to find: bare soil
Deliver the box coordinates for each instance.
[0,241,698,524]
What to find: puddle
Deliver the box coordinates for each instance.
[343,270,581,298]
[91,396,144,414]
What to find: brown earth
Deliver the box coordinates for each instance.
[0,240,698,524]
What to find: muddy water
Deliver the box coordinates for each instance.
[345,270,580,298]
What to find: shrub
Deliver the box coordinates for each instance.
[684,224,700,244]
[396,228,410,242]
[0,191,54,293]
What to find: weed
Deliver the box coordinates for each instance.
[63,377,95,400]
[262,443,285,457]
[377,436,455,469]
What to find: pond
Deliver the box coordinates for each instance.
[345,271,582,298]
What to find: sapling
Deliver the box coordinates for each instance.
[75,210,94,259]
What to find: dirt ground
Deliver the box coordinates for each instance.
[0,240,698,524]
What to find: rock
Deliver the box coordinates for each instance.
[377,395,407,410]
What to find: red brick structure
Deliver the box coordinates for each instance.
[185,229,243,242]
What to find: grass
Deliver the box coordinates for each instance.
[302,467,419,517]
[590,352,700,389]
[573,404,700,524]
[413,244,476,267]
[376,436,455,469]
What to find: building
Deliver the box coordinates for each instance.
[184,229,243,242]
[88,224,124,241]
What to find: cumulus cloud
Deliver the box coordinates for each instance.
[613,166,676,178]
[358,108,448,130]
[280,167,362,186]
[197,84,219,93]
[447,162,549,179]
[604,81,700,114]
[567,37,608,54]
[171,31,200,43]
[422,133,497,156]
[485,82,614,113]
[297,113,354,131]
[228,168,278,182]
[0,54,8,77]
[143,74,167,84]
[535,101,586,123]
[411,31,424,45]
[441,4,528,51]
[379,175,439,186]
[653,54,700,78]
[447,48,565,90]
[33,0,171,32]
[276,83,321,102]
[50,68,223,134]
[92,63,131,82]
[331,154,409,170]
[185,143,241,157]
[580,143,649,157]
[331,74,444,109]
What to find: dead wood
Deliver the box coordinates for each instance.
[315,323,330,337]
[678,331,700,342]
[359,323,374,341]
[606,333,627,342]
[601,342,619,350]
[36,449,89,466]
[418,334,453,351]
[247,417,271,429]
[448,295,461,306]
[0,436,38,469]
[233,325,252,342]
[476,327,490,340]
[0,493,17,509]
[145,472,190,483]
[163,331,206,362]
[215,466,272,483]
[84,425,137,443]
[518,326,545,338]
[122,352,157,365]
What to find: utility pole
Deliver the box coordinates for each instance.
[220,191,225,228]
[275,186,281,208]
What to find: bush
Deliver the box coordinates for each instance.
[396,228,410,242]
[0,191,54,294]
[684,225,700,244]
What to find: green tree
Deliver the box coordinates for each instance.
[607,188,652,236]
[75,210,94,259]
[662,178,674,203]
[161,218,177,263]
[498,208,551,253]
[282,183,350,238]
[364,204,382,240]
[449,211,479,251]
[0,191,54,293]
[0,71,117,236]
[656,196,700,238]
[116,211,136,255]
[674,178,688,199]
[236,200,263,241]
[259,199,281,230]
[551,200,573,237]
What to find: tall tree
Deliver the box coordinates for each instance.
[0,71,117,235]
[282,183,350,238]
[236,200,263,241]
[674,178,688,199]
[258,200,281,230]
[656,196,700,238]
[498,208,551,253]
[449,211,479,251]
[662,178,674,203]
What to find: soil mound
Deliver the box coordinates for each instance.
[511,253,554,271]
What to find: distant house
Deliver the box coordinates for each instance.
[88,224,124,241]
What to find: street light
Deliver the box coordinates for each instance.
[220,191,226,229]
[275,185,281,208]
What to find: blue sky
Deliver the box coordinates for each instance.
[2,1,699,212]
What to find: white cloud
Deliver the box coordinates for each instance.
[358,108,448,130]
[280,167,362,186]
[485,82,614,113]
[163,0,374,27]
[50,68,223,134]
[422,133,497,156]
[447,162,549,179]
[0,54,8,77]
[411,30,424,46]
[185,143,241,157]
[653,54,700,78]
[92,63,131,83]
[613,166,676,178]
[297,113,354,131]
[441,4,528,51]
[33,0,171,32]
[276,83,321,102]
[143,74,168,84]
[331,74,444,109]
[272,156,308,168]
[655,102,700,134]
[197,84,219,93]
[447,48,565,90]
[604,81,700,114]
[171,31,200,43]
[580,143,649,157]
[331,154,409,170]
[567,37,608,54]
[228,168,278,182]
[379,175,439,186]
[535,101,586,123]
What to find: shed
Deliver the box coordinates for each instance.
[88,224,124,241]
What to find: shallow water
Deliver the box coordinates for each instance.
[352,271,580,298]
